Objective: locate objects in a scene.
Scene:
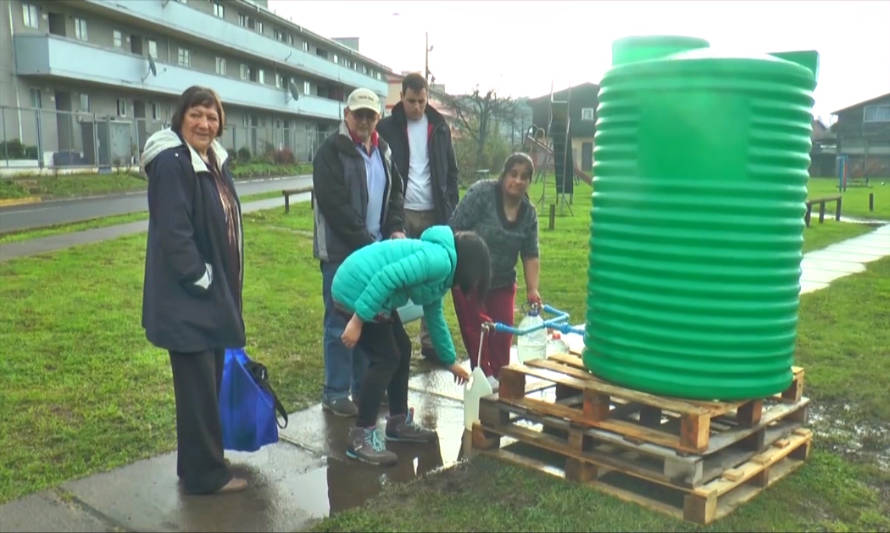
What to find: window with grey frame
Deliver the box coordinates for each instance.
[178,47,190,67]
[30,88,42,109]
[113,29,123,48]
[864,104,890,123]
[74,17,88,40]
[212,1,224,18]
[22,3,38,29]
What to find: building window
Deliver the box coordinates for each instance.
[303,81,311,95]
[240,63,248,80]
[275,73,283,88]
[79,93,90,111]
[117,98,127,117]
[215,57,226,75]
[274,29,284,41]
[332,53,338,64]
[581,107,595,121]
[151,102,160,120]
[112,30,122,48]
[30,88,41,109]
[255,20,263,34]
[288,34,294,45]
[22,3,38,29]
[302,41,309,52]
[212,1,224,18]
[258,69,265,84]
[362,64,368,75]
[864,104,890,123]
[147,39,157,59]
[177,47,190,67]
[74,17,88,41]
[375,71,382,80]
[239,13,249,27]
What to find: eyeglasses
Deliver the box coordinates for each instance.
[351,109,378,122]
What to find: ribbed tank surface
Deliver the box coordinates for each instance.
[585,37,818,400]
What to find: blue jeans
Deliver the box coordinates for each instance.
[321,261,366,402]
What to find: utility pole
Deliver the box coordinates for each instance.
[424,32,429,83]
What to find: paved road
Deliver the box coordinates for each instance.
[0,175,311,233]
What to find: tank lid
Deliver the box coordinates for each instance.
[769,50,819,78]
[612,36,710,65]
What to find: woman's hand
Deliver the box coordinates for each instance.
[527,288,542,307]
[449,363,470,385]
[340,314,363,348]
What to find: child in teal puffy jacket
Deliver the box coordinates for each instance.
[332,225,490,466]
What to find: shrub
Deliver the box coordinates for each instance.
[237,147,251,162]
[0,139,39,159]
[272,148,295,165]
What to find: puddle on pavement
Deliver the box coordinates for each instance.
[278,390,472,522]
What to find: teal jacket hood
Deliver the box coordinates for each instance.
[331,225,458,365]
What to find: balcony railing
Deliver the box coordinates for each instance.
[81,0,387,94]
[15,34,344,120]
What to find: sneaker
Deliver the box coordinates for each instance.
[385,407,438,443]
[346,426,398,466]
[322,397,358,417]
[486,375,500,392]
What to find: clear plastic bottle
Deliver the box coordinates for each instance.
[546,331,570,357]
[516,308,547,363]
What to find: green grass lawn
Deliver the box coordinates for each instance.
[808,176,890,220]
[1,180,888,530]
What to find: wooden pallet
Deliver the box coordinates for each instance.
[496,353,805,454]
[477,425,812,525]
[475,390,809,487]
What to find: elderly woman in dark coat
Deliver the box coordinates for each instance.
[141,85,246,494]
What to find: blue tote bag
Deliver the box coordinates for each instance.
[218,347,288,452]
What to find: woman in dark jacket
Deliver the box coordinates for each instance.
[141,86,246,494]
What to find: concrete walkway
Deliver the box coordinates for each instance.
[0,193,309,263]
[1,212,888,531]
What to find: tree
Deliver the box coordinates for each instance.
[443,88,520,175]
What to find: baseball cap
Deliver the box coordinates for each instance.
[346,88,380,113]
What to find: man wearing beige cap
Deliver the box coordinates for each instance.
[312,87,405,418]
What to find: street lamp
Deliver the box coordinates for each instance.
[424,32,434,83]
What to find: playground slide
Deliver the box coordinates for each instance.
[574,165,592,185]
[524,133,593,185]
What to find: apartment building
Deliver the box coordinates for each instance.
[0,0,390,168]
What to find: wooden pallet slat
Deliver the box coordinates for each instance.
[479,428,812,525]
[496,355,806,454]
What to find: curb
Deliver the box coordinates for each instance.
[0,196,41,207]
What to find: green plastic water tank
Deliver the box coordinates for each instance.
[584,36,818,400]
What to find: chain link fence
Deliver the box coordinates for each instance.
[1,105,332,171]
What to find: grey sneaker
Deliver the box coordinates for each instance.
[322,397,358,417]
[385,408,438,443]
[346,426,398,466]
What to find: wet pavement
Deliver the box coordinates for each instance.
[0,366,474,533]
[798,223,890,294]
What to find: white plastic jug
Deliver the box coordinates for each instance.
[463,366,493,431]
[546,331,571,357]
[516,309,547,363]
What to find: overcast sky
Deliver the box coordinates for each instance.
[268,1,890,123]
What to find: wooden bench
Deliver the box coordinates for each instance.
[282,186,313,213]
[804,195,841,227]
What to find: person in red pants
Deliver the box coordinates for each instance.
[449,153,542,386]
